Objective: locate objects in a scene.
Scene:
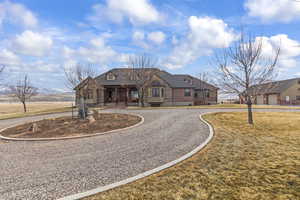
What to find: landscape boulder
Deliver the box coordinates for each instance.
[87,115,96,124]
[29,123,39,133]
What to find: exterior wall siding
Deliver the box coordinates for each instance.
[280,80,300,105]
[172,88,194,105]
[194,89,218,105]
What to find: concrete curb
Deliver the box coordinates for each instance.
[58,112,215,200]
[0,113,144,141]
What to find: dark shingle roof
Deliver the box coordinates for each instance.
[173,74,218,90]
[93,67,217,89]
[156,71,195,88]
[94,68,152,86]
[249,78,300,94]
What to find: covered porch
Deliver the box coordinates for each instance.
[104,85,139,106]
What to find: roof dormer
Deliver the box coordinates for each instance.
[106,72,116,80]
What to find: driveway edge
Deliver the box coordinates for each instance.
[0,113,144,141]
[58,113,215,200]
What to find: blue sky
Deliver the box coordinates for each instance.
[0,0,300,91]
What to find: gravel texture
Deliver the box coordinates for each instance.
[0,108,297,200]
[0,109,210,200]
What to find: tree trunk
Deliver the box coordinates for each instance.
[247,99,254,124]
[22,101,27,113]
[141,88,145,107]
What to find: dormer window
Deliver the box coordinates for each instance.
[184,78,192,85]
[107,73,115,80]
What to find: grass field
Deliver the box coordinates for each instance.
[85,112,300,200]
[0,102,74,120]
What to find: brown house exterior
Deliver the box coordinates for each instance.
[74,68,218,107]
[241,78,300,105]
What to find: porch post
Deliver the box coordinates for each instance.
[126,87,129,106]
[115,87,118,105]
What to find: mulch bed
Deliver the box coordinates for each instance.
[0,113,141,138]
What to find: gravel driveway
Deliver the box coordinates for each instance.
[0,108,298,200]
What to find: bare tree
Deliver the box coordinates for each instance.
[64,63,96,89]
[214,32,280,124]
[0,65,5,82]
[198,72,210,104]
[10,75,38,113]
[127,54,158,107]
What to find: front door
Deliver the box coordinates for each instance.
[105,88,115,103]
[118,88,127,102]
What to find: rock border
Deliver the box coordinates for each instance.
[58,112,215,200]
[0,113,144,141]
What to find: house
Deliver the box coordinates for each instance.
[241,78,300,105]
[74,68,218,107]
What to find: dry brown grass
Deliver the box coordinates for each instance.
[85,112,300,200]
[0,102,73,120]
[127,104,300,110]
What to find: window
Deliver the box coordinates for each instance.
[297,96,300,101]
[87,89,93,99]
[152,88,160,97]
[151,80,161,87]
[184,89,191,97]
[298,80,300,84]
[106,73,115,80]
[161,88,164,97]
[131,90,138,99]
[206,91,210,98]
[286,96,290,102]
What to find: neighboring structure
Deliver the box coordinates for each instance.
[74,68,218,107]
[241,78,300,105]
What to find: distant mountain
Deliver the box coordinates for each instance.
[0,85,73,95]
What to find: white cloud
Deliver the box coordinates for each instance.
[0,49,20,65]
[133,31,145,41]
[132,30,149,48]
[62,46,76,59]
[63,37,118,65]
[148,31,166,45]
[164,16,237,69]
[256,34,300,69]
[0,0,38,28]
[172,36,179,45]
[132,30,166,48]
[245,0,300,23]
[88,0,161,25]
[11,30,53,57]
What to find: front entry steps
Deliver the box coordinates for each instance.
[104,102,127,109]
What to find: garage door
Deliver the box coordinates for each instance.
[256,95,264,105]
[268,94,278,105]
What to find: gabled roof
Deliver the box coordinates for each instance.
[90,67,218,89]
[156,71,195,88]
[94,68,160,86]
[249,78,300,94]
[173,74,219,90]
[73,76,93,90]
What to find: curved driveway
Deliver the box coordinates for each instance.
[0,108,297,200]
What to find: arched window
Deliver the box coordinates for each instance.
[151,80,161,87]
